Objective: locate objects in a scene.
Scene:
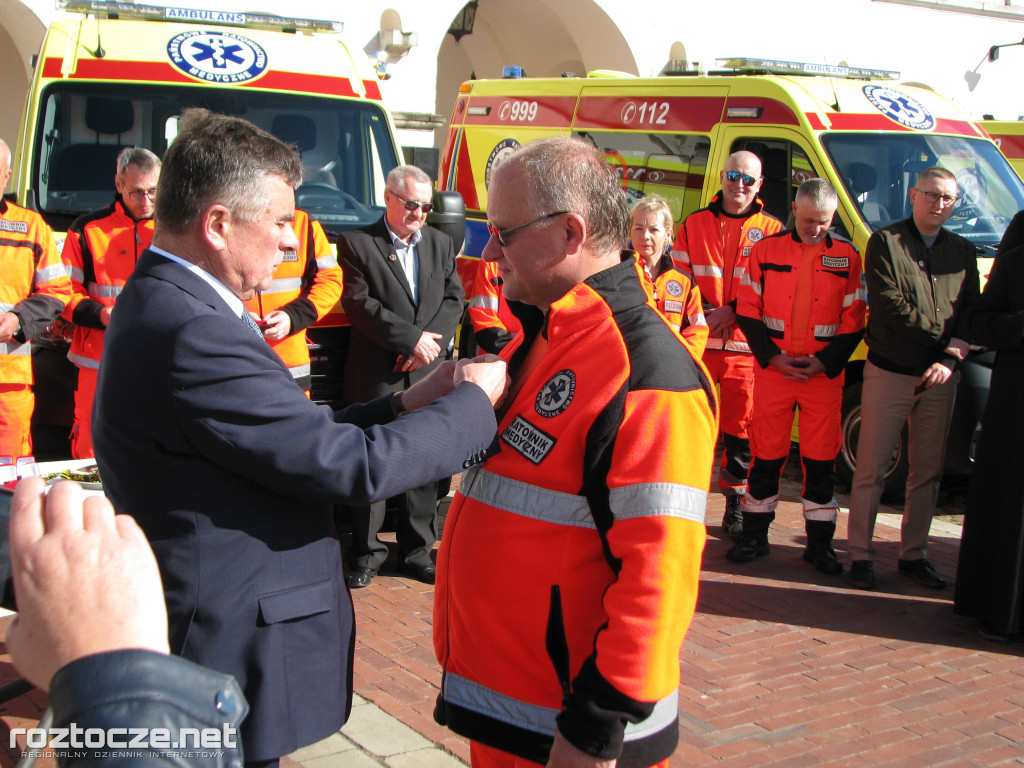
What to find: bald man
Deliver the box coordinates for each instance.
[672,150,783,540]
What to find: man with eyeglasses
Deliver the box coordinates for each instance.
[672,150,782,542]
[337,164,464,588]
[846,166,980,591]
[61,146,160,458]
[433,137,717,768]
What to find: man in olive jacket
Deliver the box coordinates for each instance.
[846,166,979,591]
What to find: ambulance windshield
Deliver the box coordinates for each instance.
[822,133,1024,251]
[30,85,401,234]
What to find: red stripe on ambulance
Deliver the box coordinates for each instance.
[573,96,726,132]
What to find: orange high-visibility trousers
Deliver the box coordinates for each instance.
[470,741,669,768]
[71,366,98,459]
[0,384,34,458]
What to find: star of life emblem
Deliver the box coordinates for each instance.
[536,369,576,417]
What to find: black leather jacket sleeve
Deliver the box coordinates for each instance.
[46,650,248,768]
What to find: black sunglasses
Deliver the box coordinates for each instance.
[389,189,433,213]
[724,170,760,186]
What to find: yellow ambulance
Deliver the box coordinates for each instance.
[16,0,406,424]
[982,120,1024,180]
[440,59,1024,496]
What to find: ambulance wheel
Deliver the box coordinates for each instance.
[836,381,909,502]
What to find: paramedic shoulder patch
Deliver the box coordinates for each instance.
[536,369,575,417]
[821,255,850,269]
[501,416,556,464]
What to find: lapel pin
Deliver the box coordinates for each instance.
[388,253,397,261]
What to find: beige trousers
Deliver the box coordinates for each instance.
[846,361,957,562]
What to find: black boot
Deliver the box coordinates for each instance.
[726,512,772,563]
[803,520,843,575]
[722,495,744,541]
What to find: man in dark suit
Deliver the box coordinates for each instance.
[92,109,507,766]
[338,165,464,588]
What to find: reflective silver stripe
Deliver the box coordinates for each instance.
[316,254,339,270]
[88,282,122,299]
[462,467,707,528]
[625,690,679,740]
[288,363,311,379]
[460,467,594,528]
[742,273,761,296]
[669,248,690,266]
[732,267,745,279]
[847,287,868,305]
[0,302,14,312]
[688,311,707,327]
[706,338,752,352]
[444,672,559,736]
[36,263,68,283]
[762,314,785,333]
[691,264,722,278]
[609,482,707,525]
[468,295,499,311]
[814,323,838,339]
[0,341,30,356]
[262,277,304,294]
[67,352,101,370]
[70,266,86,284]
[742,492,777,514]
[443,672,679,741]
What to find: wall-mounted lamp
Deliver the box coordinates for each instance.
[448,1,478,44]
[965,38,1023,92]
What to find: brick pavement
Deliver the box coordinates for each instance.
[2,477,1022,768]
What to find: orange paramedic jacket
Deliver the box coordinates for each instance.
[0,200,70,385]
[434,257,717,765]
[672,193,782,352]
[467,258,522,353]
[62,197,155,370]
[244,211,343,390]
[644,252,708,358]
[736,230,866,378]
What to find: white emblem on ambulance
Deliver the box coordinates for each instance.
[747,228,764,242]
[536,369,576,417]
[485,139,521,190]
[167,31,268,84]
[863,86,935,131]
[665,280,684,298]
[501,415,556,464]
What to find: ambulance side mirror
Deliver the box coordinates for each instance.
[428,190,467,254]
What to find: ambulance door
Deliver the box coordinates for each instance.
[574,85,729,238]
[719,129,848,237]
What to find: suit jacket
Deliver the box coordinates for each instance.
[92,249,496,761]
[338,217,464,403]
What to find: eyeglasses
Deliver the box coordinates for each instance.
[127,189,157,202]
[914,189,958,206]
[724,170,759,186]
[388,189,433,213]
[486,210,569,247]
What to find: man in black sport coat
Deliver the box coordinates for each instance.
[92,110,506,765]
[337,165,464,588]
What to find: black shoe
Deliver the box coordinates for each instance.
[346,567,376,589]
[726,535,769,563]
[399,562,436,585]
[897,558,945,589]
[848,560,875,590]
[722,496,744,541]
[977,620,1011,643]
[803,545,844,576]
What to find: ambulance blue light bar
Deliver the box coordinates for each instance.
[716,57,900,81]
[58,0,343,33]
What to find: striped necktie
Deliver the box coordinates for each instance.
[241,311,264,338]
